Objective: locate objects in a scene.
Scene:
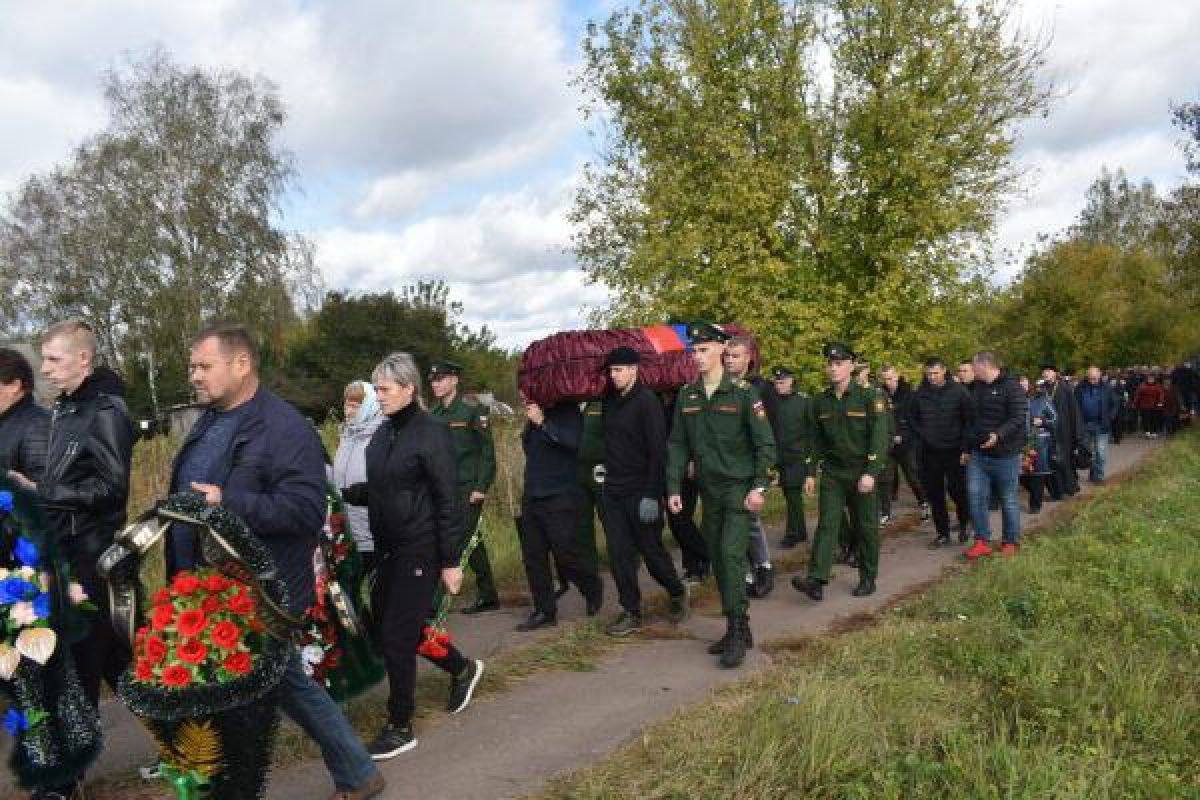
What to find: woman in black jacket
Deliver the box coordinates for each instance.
[0,347,49,484]
[342,352,484,762]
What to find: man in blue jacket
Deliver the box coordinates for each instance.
[171,323,384,800]
[1076,365,1118,483]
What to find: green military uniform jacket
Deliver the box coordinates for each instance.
[431,394,496,493]
[774,390,810,487]
[804,381,889,480]
[578,400,605,464]
[667,372,777,494]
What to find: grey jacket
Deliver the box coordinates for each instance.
[330,414,382,553]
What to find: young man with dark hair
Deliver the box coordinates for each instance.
[878,365,928,525]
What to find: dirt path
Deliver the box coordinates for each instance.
[1,436,1159,799]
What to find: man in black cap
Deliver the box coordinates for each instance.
[793,341,889,601]
[770,366,810,548]
[599,347,689,636]
[667,323,776,668]
[429,360,499,613]
[1040,362,1085,496]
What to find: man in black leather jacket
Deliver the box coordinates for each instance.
[28,323,135,714]
[0,347,49,484]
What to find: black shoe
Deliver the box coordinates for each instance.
[928,534,950,548]
[719,615,750,668]
[957,525,970,544]
[780,531,807,548]
[1028,505,1041,514]
[752,565,775,598]
[745,570,760,598]
[683,567,709,584]
[446,659,485,714]
[852,576,877,597]
[920,503,931,521]
[792,575,824,601]
[605,611,643,637]
[516,611,557,632]
[554,583,570,599]
[368,722,417,761]
[667,586,690,624]
[461,597,500,615]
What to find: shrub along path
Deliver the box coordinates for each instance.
[263,436,1162,800]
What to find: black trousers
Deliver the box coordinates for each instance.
[62,533,130,707]
[917,448,969,537]
[1021,474,1046,512]
[666,476,708,575]
[372,551,468,726]
[519,491,602,617]
[600,492,684,615]
[880,446,925,516]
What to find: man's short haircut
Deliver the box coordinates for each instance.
[40,319,97,357]
[0,348,35,392]
[880,364,898,374]
[191,322,260,368]
[972,350,1001,369]
[924,357,946,369]
[958,359,973,368]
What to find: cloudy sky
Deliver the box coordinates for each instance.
[1,1,1196,349]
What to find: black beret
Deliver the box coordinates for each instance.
[822,341,856,361]
[604,346,641,367]
[687,322,730,344]
[1039,362,1058,372]
[428,360,463,378]
[770,366,794,379]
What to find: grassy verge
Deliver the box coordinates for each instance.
[536,433,1200,800]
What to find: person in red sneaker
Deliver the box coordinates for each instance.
[963,351,1028,561]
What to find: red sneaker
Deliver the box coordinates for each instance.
[964,540,993,560]
[1000,543,1019,557]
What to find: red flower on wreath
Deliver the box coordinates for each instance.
[177,609,208,638]
[223,651,252,675]
[228,591,255,615]
[172,571,202,596]
[177,638,208,665]
[203,573,231,593]
[210,620,241,650]
[144,635,168,665]
[135,658,155,682]
[151,587,172,606]
[162,665,192,688]
[201,595,223,614]
[151,603,174,631]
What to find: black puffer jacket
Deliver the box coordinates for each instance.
[0,393,49,481]
[40,367,134,543]
[343,403,464,568]
[906,379,974,453]
[967,371,1029,457]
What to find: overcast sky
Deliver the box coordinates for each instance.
[1,1,1196,348]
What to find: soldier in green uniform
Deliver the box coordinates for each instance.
[792,342,889,601]
[771,366,810,548]
[429,361,499,613]
[667,323,776,668]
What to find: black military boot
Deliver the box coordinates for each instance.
[719,615,750,668]
[852,575,877,597]
[791,575,824,602]
[752,564,775,598]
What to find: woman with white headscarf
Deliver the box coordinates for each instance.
[331,380,382,572]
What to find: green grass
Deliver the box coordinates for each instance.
[535,432,1200,800]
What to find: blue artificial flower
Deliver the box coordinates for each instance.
[13,537,40,569]
[0,577,30,604]
[32,592,51,620]
[3,708,27,736]
[0,490,13,514]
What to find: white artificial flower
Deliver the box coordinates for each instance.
[301,644,325,665]
[9,601,37,627]
[0,568,9,580]
[17,566,35,581]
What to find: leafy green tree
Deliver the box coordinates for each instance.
[572,0,1050,374]
[0,50,318,416]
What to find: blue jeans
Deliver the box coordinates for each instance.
[278,648,379,791]
[1085,428,1109,481]
[967,451,1021,545]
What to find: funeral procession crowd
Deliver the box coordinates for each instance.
[0,318,1196,800]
